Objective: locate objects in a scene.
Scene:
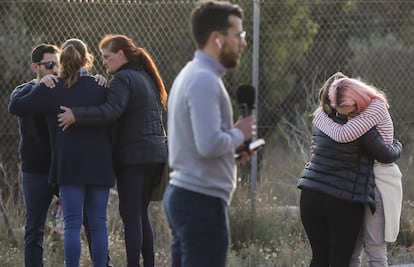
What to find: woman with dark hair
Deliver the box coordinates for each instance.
[57,34,168,267]
[317,71,347,116]
[9,38,115,267]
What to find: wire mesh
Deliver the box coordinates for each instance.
[1,0,414,202]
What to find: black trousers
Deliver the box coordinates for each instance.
[300,189,365,267]
[116,163,163,267]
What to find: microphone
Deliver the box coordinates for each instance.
[236,84,256,117]
[235,84,256,159]
[235,84,265,160]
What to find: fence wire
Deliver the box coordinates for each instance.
[1,0,414,203]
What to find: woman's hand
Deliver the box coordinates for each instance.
[40,74,59,88]
[57,106,75,131]
[94,74,108,87]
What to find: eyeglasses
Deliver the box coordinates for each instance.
[35,61,57,70]
[220,30,246,40]
[237,31,247,40]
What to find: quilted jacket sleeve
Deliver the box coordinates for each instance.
[72,73,130,125]
[361,127,402,164]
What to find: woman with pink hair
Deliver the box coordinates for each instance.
[313,76,402,266]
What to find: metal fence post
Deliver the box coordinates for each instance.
[250,0,260,218]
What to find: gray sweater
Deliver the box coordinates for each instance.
[167,51,245,205]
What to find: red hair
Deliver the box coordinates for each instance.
[99,34,167,109]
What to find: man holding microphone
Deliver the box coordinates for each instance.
[163,1,256,266]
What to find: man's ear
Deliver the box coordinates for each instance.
[215,38,222,49]
[209,32,223,49]
[31,62,39,74]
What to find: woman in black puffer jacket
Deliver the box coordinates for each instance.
[297,73,402,267]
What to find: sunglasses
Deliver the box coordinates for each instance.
[35,61,57,70]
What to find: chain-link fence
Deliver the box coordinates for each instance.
[2,0,414,206]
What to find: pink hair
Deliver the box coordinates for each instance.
[328,77,388,112]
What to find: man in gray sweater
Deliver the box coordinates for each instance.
[163,1,255,266]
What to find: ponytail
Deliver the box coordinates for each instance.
[137,48,167,110]
[60,45,82,87]
[60,38,94,88]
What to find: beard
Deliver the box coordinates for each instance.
[219,44,241,69]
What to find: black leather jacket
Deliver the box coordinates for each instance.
[72,62,168,167]
[298,125,402,213]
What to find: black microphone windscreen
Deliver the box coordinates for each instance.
[236,84,255,108]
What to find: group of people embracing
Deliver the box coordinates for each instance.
[298,72,403,266]
[9,35,167,267]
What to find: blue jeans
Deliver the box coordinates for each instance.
[60,185,110,267]
[22,172,55,267]
[163,185,230,267]
[83,204,113,267]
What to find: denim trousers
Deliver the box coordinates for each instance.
[83,204,113,267]
[22,172,55,267]
[60,185,110,267]
[350,187,388,267]
[300,189,364,267]
[163,185,230,267]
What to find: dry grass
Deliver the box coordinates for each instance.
[1,143,414,266]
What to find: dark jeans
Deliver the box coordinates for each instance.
[22,172,55,267]
[116,163,162,267]
[163,185,230,267]
[300,189,365,267]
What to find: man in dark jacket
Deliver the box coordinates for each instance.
[8,44,59,267]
